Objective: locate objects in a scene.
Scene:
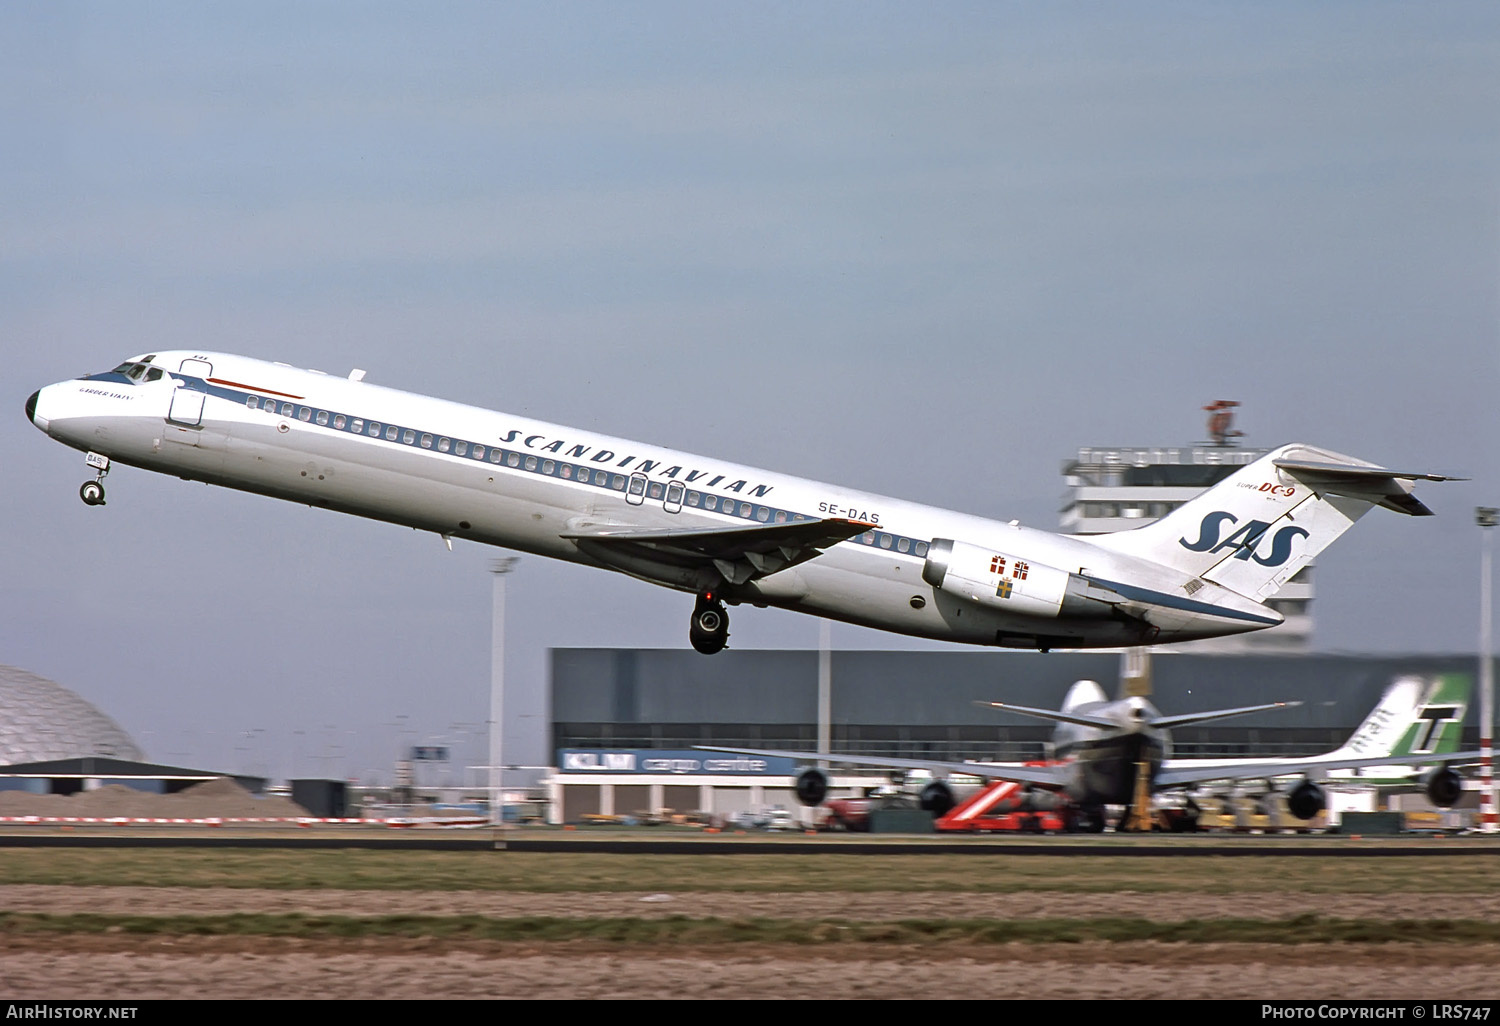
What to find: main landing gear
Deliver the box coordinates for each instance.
[79,452,110,507]
[689,591,729,655]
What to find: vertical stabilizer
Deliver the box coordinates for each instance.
[1088,443,1441,601]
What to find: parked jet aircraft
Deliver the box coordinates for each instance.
[26,351,1451,653]
[701,675,1479,830]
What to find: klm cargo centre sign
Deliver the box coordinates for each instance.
[558,749,796,775]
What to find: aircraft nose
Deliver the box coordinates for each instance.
[25,390,46,432]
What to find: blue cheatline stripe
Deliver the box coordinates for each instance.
[1083,575,1280,625]
[179,375,933,560]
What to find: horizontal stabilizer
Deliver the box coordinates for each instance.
[1150,701,1299,730]
[1274,459,1465,517]
[978,699,1296,731]
[975,700,1122,731]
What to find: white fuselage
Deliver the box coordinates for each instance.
[27,351,1282,650]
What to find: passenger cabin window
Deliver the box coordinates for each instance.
[438,438,451,453]
[402,429,415,444]
[350,418,363,433]
[316,411,329,426]
[299,408,312,422]
[420,433,433,448]
[246,396,258,409]
[385,426,397,441]
[334,415,346,430]
[264,399,277,411]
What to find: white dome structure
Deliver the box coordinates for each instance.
[0,665,144,765]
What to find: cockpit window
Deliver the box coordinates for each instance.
[125,364,147,381]
[144,368,163,382]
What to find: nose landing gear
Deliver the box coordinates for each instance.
[80,452,110,506]
[689,592,729,655]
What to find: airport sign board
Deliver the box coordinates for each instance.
[557,749,796,775]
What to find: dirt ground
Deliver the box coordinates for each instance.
[2,887,1498,999]
[3,884,1500,921]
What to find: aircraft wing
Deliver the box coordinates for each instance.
[562,517,875,584]
[1155,749,1484,789]
[693,746,1071,789]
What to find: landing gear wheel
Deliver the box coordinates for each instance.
[79,480,106,506]
[689,601,729,655]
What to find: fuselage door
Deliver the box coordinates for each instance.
[664,480,685,514]
[625,472,648,506]
[178,358,213,378]
[167,387,205,427]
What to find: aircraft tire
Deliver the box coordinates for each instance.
[689,603,729,654]
[80,481,105,506]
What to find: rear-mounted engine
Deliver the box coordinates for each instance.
[922,538,1119,620]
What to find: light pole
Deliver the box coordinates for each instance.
[489,557,520,839]
[1477,507,1497,834]
[818,619,831,767]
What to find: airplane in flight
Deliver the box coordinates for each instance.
[26,351,1452,654]
[701,674,1479,832]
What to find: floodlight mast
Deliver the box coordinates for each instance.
[1478,508,1497,834]
[489,557,520,838]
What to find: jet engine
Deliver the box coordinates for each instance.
[918,780,956,815]
[1286,779,1327,821]
[1422,766,1463,808]
[794,767,830,807]
[922,539,1117,620]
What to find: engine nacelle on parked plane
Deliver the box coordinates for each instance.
[1286,779,1327,820]
[918,781,956,815]
[922,538,1116,620]
[1422,766,1463,808]
[794,767,830,807]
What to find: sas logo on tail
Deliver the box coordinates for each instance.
[1179,512,1309,567]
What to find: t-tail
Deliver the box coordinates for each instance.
[1086,443,1457,602]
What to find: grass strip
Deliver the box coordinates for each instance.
[3,850,1498,894]
[2,912,1498,945]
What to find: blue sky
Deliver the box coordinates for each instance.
[2,3,1497,782]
